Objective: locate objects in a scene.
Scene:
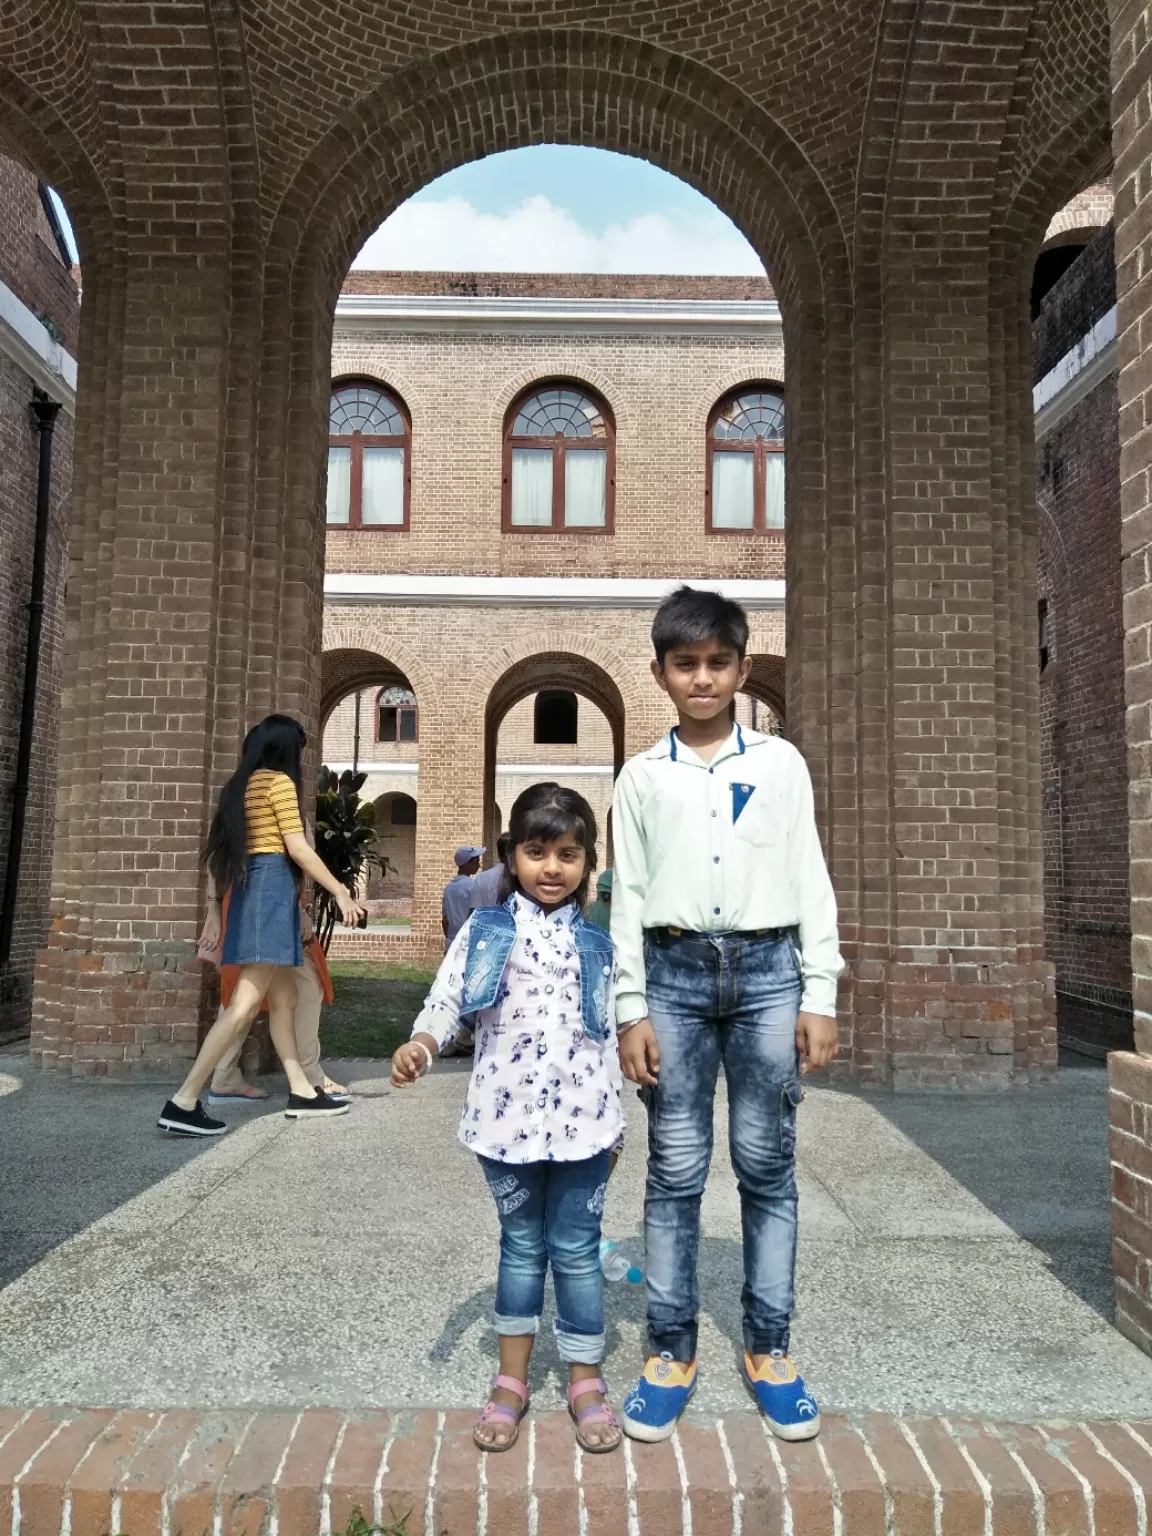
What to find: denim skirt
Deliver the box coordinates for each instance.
[221,854,303,967]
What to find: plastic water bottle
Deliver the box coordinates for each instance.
[600,1239,643,1284]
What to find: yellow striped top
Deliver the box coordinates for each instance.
[245,769,304,854]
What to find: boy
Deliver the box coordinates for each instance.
[611,586,842,1443]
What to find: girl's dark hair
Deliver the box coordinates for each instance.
[204,713,307,892]
[499,782,598,909]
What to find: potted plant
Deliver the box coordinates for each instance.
[313,767,391,951]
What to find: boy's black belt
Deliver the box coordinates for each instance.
[647,925,793,943]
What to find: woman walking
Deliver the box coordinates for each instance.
[159,714,364,1136]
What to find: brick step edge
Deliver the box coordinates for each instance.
[4,1407,1152,1536]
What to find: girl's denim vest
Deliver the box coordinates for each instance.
[460,898,613,1041]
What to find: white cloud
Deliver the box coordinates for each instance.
[352,194,764,275]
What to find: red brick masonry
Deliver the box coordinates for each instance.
[2,1405,1151,1536]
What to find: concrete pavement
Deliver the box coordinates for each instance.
[0,1048,1149,1420]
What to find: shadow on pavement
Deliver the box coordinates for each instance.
[843,1058,1113,1320]
[0,1049,230,1290]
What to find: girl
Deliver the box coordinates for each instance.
[158,714,365,1136]
[391,783,624,1455]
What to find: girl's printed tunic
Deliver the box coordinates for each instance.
[411,892,625,1164]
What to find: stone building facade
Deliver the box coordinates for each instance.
[319,274,787,955]
[0,155,77,1042]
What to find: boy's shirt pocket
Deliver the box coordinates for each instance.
[730,781,781,847]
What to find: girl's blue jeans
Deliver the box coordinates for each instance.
[642,927,803,1362]
[477,1149,611,1365]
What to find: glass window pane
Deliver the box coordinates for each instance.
[764,452,786,529]
[511,448,553,526]
[361,446,405,526]
[398,708,417,743]
[711,451,754,529]
[326,446,351,524]
[565,448,607,527]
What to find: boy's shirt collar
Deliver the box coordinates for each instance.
[652,722,752,767]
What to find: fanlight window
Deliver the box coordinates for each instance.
[377,685,418,743]
[504,384,615,531]
[707,388,785,533]
[326,382,410,530]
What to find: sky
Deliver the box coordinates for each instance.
[351,146,765,275]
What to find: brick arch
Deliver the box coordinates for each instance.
[269,31,845,321]
[743,653,787,723]
[320,622,440,714]
[486,651,627,764]
[489,364,630,438]
[474,631,646,736]
[321,648,417,727]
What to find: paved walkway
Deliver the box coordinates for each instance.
[0,1049,1149,1420]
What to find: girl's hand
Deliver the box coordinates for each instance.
[618,1018,660,1087]
[335,888,366,927]
[391,1041,432,1087]
[196,908,222,962]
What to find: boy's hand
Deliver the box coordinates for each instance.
[796,1012,838,1074]
[619,1018,661,1086]
[391,1041,431,1087]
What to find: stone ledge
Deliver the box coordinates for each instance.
[2,1406,1151,1536]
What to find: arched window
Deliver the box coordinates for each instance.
[377,685,418,743]
[327,381,410,530]
[503,383,614,532]
[534,689,579,745]
[707,387,785,534]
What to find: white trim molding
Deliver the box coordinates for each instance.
[324,573,785,611]
[335,293,781,336]
[1034,306,1116,440]
[0,277,77,414]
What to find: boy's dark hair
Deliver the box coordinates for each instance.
[651,584,750,664]
[500,782,598,909]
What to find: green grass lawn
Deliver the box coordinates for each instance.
[320,958,437,1059]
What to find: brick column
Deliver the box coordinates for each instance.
[31,260,235,1076]
[1110,0,1152,1354]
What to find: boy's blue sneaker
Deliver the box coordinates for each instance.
[621,1353,697,1442]
[741,1351,821,1440]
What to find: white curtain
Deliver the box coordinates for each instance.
[511,448,553,525]
[565,449,607,527]
[711,451,754,529]
[326,446,351,524]
[764,452,786,529]
[361,447,405,525]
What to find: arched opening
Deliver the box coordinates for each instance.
[740,653,786,737]
[485,654,626,885]
[534,690,579,745]
[321,649,420,931]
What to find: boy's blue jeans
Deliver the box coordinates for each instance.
[477,1150,610,1365]
[642,928,803,1362]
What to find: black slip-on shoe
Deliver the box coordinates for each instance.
[158,1099,228,1136]
[285,1089,351,1119]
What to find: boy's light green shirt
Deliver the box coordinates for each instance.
[609,725,844,1025]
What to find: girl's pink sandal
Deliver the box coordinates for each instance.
[567,1377,622,1453]
[473,1374,530,1453]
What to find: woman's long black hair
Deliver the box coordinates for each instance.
[204,714,306,892]
[499,782,598,908]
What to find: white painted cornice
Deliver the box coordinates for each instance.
[334,293,781,335]
[1034,306,1116,439]
[324,573,785,611]
[0,278,77,415]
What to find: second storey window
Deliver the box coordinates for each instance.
[327,381,410,530]
[503,384,615,531]
[708,387,785,533]
[377,686,418,743]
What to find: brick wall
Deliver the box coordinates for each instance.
[326,299,786,582]
[342,272,776,301]
[1035,228,1129,1057]
[0,155,76,1040]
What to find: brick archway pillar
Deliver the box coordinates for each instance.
[1109,0,1152,1355]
